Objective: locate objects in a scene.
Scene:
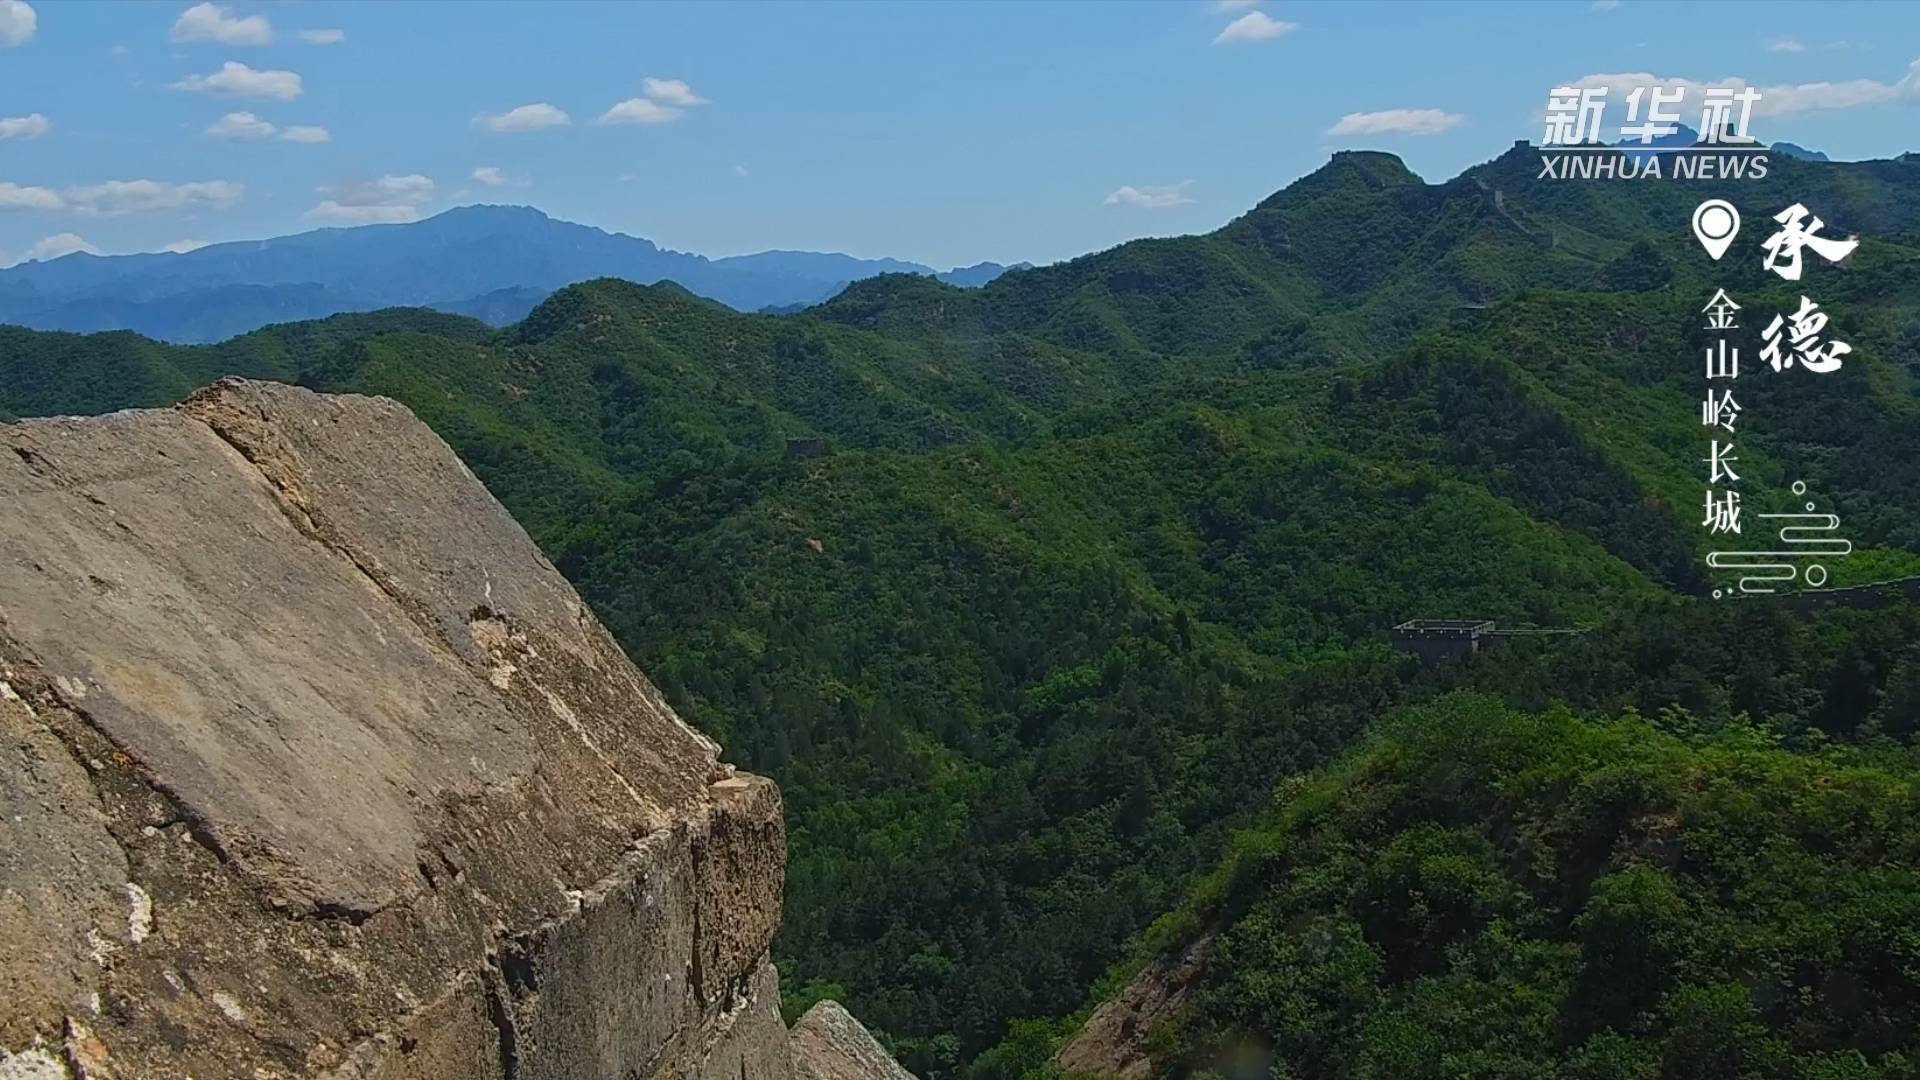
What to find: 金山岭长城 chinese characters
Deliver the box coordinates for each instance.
[1694,201,1860,597]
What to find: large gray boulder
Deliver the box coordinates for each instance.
[790,1002,914,1080]
[0,380,787,1079]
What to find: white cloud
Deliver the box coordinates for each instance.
[476,103,570,133]
[601,77,711,124]
[0,113,50,140]
[205,114,328,144]
[1561,63,1920,119]
[206,111,275,140]
[160,239,209,253]
[171,3,271,46]
[1767,38,1806,53]
[733,164,749,177]
[600,98,682,124]
[1327,108,1465,136]
[1755,79,1904,114]
[20,233,99,262]
[1104,181,1194,209]
[63,179,244,215]
[298,28,344,46]
[307,202,417,224]
[641,77,708,107]
[1214,11,1295,45]
[0,0,35,47]
[307,174,434,224]
[0,178,243,215]
[110,44,130,56]
[0,181,64,210]
[471,165,527,187]
[327,174,433,203]
[170,61,303,100]
[1591,0,1620,10]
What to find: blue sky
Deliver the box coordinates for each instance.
[1,0,1916,269]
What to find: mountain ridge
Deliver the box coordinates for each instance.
[5,145,1920,1075]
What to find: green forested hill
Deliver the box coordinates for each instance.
[1088,684,1920,1080]
[4,147,1920,1077]
[1053,600,1920,1080]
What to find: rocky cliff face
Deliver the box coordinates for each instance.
[1052,934,1212,1080]
[0,381,899,1080]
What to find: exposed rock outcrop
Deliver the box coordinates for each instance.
[1052,933,1213,1080]
[0,380,811,1078]
[790,1002,914,1080]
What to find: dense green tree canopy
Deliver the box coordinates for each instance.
[4,146,1919,1077]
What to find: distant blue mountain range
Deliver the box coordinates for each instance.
[0,204,1024,343]
[1770,141,1831,163]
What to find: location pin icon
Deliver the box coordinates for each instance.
[1692,199,1740,261]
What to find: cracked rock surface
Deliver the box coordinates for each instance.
[790,1002,915,1080]
[0,380,792,1079]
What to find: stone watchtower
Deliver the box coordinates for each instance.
[1391,619,1493,665]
